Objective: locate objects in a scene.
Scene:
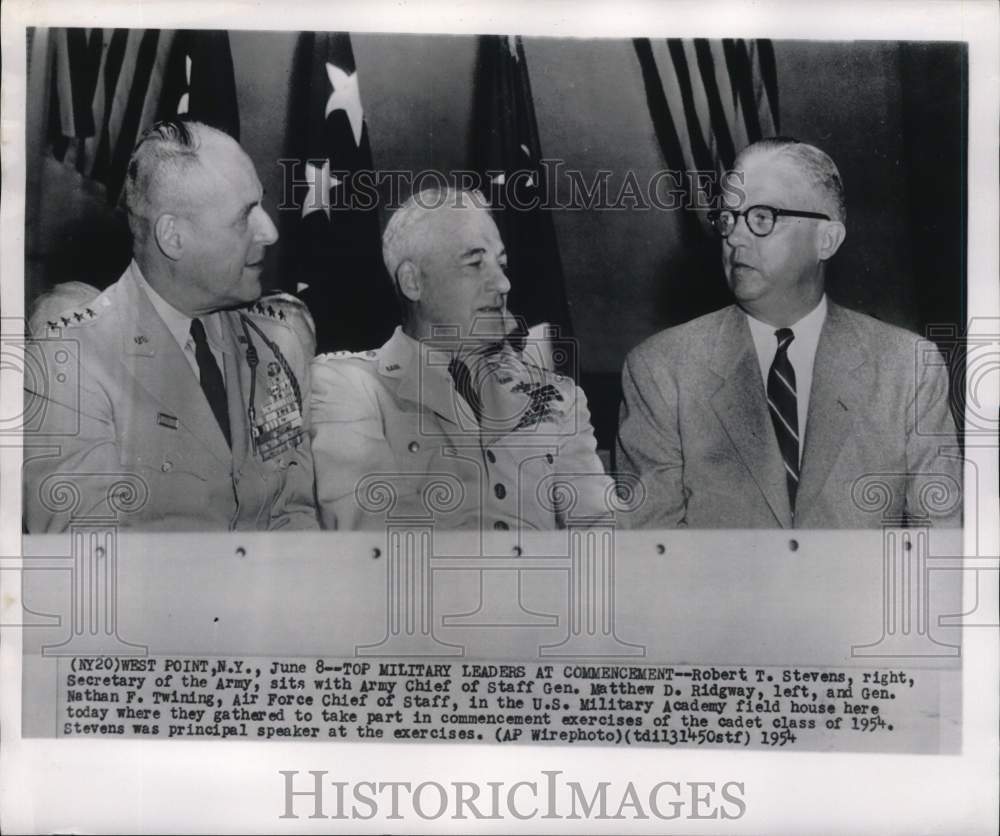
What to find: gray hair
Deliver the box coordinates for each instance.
[735,137,847,222]
[382,187,491,283]
[123,120,220,244]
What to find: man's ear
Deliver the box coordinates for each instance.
[153,214,184,261]
[396,260,422,302]
[817,220,846,261]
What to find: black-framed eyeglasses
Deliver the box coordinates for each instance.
[707,205,831,238]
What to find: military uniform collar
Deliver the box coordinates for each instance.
[125,262,231,356]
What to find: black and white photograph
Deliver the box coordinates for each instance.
[1,0,997,833]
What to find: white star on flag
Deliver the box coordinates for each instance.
[302,159,343,219]
[325,62,365,147]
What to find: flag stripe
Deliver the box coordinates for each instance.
[666,39,715,174]
[755,39,780,133]
[693,39,736,170]
[631,39,688,172]
[104,29,161,200]
[90,28,129,184]
[722,39,763,143]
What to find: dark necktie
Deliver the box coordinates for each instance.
[448,357,483,425]
[190,318,231,447]
[767,327,799,510]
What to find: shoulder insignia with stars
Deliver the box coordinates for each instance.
[316,348,380,362]
[44,304,101,333]
[246,292,316,340]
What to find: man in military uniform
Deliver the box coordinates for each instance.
[310,187,612,530]
[23,120,319,532]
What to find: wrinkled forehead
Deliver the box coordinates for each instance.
[182,133,260,207]
[723,150,819,211]
[421,203,502,259]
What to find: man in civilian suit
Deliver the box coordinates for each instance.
[24,120,319,531]
[616,138,961,528]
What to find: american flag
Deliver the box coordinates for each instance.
[635,37,779,180]
[47,27,239,203]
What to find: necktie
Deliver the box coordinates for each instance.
[767,327,799,511]
[449,357,483,425]
[190,318,231,447]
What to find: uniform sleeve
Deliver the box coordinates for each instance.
[22,336,125,532]
[309,359,423,530]
[905,343,963,526]
[553,383,616,526]
[614,347,687,528]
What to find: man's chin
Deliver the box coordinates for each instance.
[469,311,514,340]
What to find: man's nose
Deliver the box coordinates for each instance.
[252,206,279,245]
[487,261,512,294]
[724,212,754,248]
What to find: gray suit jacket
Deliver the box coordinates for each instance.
[615,302,962,528]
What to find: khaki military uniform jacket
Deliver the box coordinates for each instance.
[23,263,319,532]
[310,327,613,530]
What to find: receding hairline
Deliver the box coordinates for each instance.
[125,121,251,240]
[733,140,846,221]
[382,187,493,276]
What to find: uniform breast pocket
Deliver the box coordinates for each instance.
[119,425,213,483]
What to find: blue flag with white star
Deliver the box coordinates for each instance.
[288,32,397,353]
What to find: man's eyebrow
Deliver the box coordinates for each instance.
[240,194,262,219]
[460,247,487,259]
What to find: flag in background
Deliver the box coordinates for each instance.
[158,30,240,141]
[471,35,575,370]
[635,37,779,184]
[47,28,240,204]
[632,37,779,323]
[289,31,396,353]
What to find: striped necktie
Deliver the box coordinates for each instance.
[767,327,799,510]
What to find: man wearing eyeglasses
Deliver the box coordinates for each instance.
[615,137,961,528]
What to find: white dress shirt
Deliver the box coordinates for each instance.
[744,295,828,463]
[132,263,226,383]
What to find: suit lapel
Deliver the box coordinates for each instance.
[795,302,866,517]
[118,267,233,464]
[708,306,793,527]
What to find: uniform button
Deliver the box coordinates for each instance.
[486,450,496,464]
[408,441,420,453]
[161,461,173,472]
[494,520,509,531]
[494,483,507,500]
[546,453,554,464]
